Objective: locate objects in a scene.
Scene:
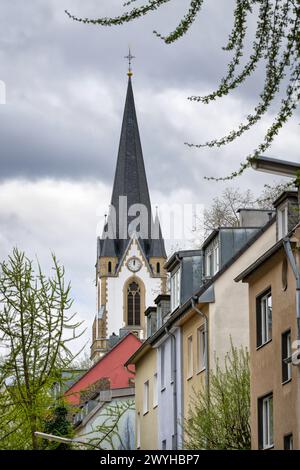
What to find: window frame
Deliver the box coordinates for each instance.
[143,380,149,415]
[171,267,181,312]
[256,288,272,348]
[284,433,293,450]
[127,281,141,326]
[278,203,288,239]
[160,343,166,391]
[153,373,158,408]
[258,393,274,450]
[187,335,193,379]
[213,243,219,274]
[197,325,206,373]
[282,329,292,384]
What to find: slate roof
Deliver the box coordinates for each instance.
[100,76,166,262]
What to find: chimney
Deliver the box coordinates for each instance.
[238,209,275,228]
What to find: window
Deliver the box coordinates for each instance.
[153,373,158,407]
[171,268,181,311]
[256,290,272,347]
[258,394,273,449]
[156,262,160,274]
[205,239,219,277]
[162,440,167,450]
[213,244,219,274]
[278,204,288,239]
[127,281,141,326]
[197,325,206,372]
[136,413,141,449]
[282,330,292,383]
[187,335,193,379]
[143,381,149,415]
[284,434,293,450]
[108,261,112,273]
[170,336,175,383]
[52,382,61,399]
[206,252,212,277]
[157,304,162,329]
[161,344,165,390]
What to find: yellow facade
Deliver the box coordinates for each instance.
[179,308,207,428]
[134,346,158,450]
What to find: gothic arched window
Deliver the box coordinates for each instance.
[108,261,112,274]
[127,281,141,326]
[156,262,160,274]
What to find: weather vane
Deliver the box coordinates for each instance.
[125,48,135,77]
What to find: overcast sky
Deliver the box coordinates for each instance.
[0,0,299,355]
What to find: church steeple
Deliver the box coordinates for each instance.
[100,71,166,261]
[92,64,167,362]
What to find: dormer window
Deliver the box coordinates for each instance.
[278,203,288,239]
[205,239,219,277]
[206,252,212,277]
[171,268,181,312]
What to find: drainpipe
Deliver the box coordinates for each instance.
[283,238,300,340]
[283,236,300,448]
[191,298,209,394]
[165,326,178,450]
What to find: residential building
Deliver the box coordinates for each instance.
[236,190,300,450]
[171,213,276,431]
[124,342,158,450]
[64,332,141,405]
[74,387,135,450]
[126,209,277,449]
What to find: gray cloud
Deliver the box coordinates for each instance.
[0,0,299,351]
[1,0,298,187]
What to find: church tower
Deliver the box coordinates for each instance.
[91,58,167,362]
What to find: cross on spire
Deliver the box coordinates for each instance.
[125,48,135,77]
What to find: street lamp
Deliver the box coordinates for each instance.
[251,156,300,178]
[34,431,100,450]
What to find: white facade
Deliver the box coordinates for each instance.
[106,238,162,337]
[75,392,135,450]
[209,221,276,368]
[156,327,183,450]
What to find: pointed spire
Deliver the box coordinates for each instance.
[150,209,167,258]
[100,67,166,261]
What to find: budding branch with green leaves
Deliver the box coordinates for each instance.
[65,0,300,181]
[0,249,85,449]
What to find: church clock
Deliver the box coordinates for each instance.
[127,257,142,273]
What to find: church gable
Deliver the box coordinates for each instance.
[116,237,154,278]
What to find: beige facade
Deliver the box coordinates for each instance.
[242,247,299,449]
[180,310,207,422]
[132,346,158,450]
[178,221,276,427]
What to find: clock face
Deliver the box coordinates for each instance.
[127,257,142,273]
